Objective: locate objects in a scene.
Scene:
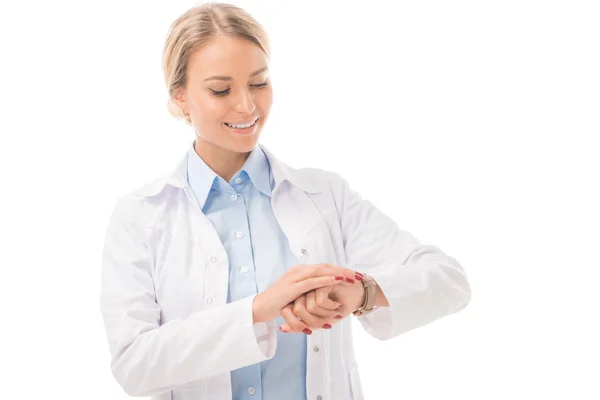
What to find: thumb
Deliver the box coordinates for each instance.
[315,285,342,310]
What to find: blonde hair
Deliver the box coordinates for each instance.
[162,2,270,125]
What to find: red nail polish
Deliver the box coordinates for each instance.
[346,278,355,283]
[355,272,364,277]
[354,275,364,281]
[335,276,344,280]
[323,324,332,329]
[335,315,343,319]
[302,328,312,335]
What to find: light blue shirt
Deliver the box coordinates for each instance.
[186,142,307,400]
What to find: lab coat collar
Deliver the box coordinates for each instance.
[132,142,322,198]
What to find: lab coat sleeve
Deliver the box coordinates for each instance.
[327,172,472,341]
[99,196,277,397]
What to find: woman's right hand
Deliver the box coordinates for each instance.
[252,263,359,324]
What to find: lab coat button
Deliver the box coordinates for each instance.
[301,248,308,255]
[236,231,244,239]
[206,298,213,304]
[240,266,249,273]
[313,346,320,352]
[210,257,217,263]
[231,194,238,201]
[248,387,256,395]
[317,396,323,400]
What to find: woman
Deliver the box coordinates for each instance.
[100,3,472,400]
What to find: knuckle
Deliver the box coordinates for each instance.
[292,319,305,330]
[292,302,302,313]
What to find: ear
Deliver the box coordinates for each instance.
[172,87,188,113]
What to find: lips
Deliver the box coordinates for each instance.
[224,117,259,129]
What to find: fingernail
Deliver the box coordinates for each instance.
[302,328,312,335]
[279,327,287,333]
[335,315,343,319]
[354,274,364,281]
[323,324,332,329]
[355,271,364,277]
[335,276,344,280]
[346,277,355,283]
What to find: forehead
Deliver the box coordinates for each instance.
[187,35,268,80]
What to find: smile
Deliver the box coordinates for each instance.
[224,117,259,129]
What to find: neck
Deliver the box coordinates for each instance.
[194,138,251,183]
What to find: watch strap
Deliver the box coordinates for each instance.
[352,274,377,316]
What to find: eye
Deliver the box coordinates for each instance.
[210,88,230,96]
[210,81,269,97]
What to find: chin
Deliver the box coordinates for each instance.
[232,139,259,154]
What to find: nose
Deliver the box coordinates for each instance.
[234,88,256,114]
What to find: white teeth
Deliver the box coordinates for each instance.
[226,118,258,129]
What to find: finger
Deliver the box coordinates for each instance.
[280,304,312,334]
[293,295,330,330]
[314,286,343,311]
[320,264,364,284]
[292,264,360,283]
[306,290,340,322]
[293,275,344,297]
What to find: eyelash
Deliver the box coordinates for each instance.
[210,82,269,97]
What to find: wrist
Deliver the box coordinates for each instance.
[374,283,389,307]
[252,293,266,324]
[356,282,367,311]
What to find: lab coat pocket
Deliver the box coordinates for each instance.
[151,228,208,322]
[303,214,340,266]
[329,369,353,400]
[170,384,209,400]
[348,363,364,400]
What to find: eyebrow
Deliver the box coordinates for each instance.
[203,66,269,82]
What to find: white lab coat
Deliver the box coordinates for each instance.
[100,144,472,400]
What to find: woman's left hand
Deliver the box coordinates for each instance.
[279,272,366,334]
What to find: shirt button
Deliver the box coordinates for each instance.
[313,346,320,353]
[206,298,213,304]
[235,231,244,239]
[301,248,308,255]
[235,177,242,184]
[210,257,217,263]
[317,396,323,400]
[231,194,238,201]
[247,387,256,395]
[240,266,249,273]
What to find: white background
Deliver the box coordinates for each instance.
[1,0,599,399]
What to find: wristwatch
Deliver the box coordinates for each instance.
[352,274,377,316]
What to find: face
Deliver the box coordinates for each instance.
[173,35,272,155]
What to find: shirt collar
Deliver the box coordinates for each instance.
[185,142,273,210]
[241,144,273,198]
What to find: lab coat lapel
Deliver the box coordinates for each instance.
[260,144,325,260]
